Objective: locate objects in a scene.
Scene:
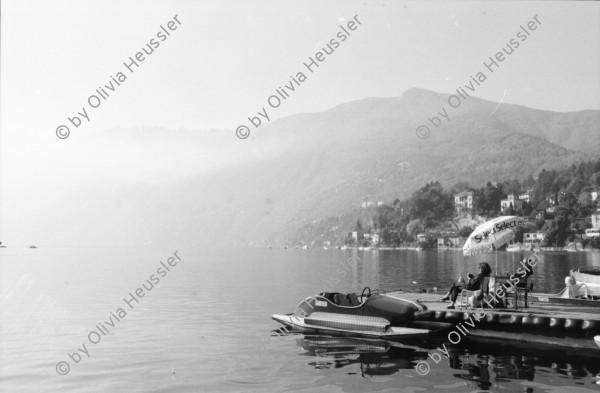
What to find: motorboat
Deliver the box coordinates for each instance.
[563,243,581,252]
[272,287,453,340]
[530,274,600,306]
[570,266,600,297]
[595,336,600,349]
[506,243,530,252]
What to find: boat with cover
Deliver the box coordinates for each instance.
[570,266,600,297]
[530,274,600,307]
[272,287,453,340]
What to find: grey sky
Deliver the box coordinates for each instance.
[2,1,599,140]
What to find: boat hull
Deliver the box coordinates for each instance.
[530,293,600,307]
[273,291,453,340]
[272,312,452,340]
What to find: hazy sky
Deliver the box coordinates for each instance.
[1,0,599,244]
[2,1,599,142]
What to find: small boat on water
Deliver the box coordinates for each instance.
[563,243,582,252]
[530,274,600,307]
[506,243,531,252]
[272,287,453,340]
[571,266,600,297]
[595,336,600,349]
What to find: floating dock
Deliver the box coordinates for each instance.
[394,291,600,351]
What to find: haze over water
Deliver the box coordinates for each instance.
[2,246,599,392]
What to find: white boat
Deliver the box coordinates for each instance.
[571,266,600,297]
[272,288,453,340]
[506,243,529,252]
[595,336,600,349]
[563,243,582,252]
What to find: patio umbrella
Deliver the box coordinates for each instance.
[463,216,526,273]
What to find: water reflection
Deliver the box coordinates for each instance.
[295,333,600,389]
[446,340,600,390]
[297,335,429,377]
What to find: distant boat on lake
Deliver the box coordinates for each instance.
[506,243,530,252]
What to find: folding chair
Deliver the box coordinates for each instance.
[459,276,494,309]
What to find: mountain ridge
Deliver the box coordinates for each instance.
[8,88,599,246]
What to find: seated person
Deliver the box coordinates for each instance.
[440,262,492,309]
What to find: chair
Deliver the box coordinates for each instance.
[347,293,361,306]
[333,293,352,307]
[459,276,494,309]
[505,277,532,309]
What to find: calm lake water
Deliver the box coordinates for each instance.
[1,246,600,392]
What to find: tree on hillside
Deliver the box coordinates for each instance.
[450,181,471,194]
[355,219,363,233]
[523,174,536,189]
[406,219,422,236]
[590,172,600,188]
[374,205,395,229]
[474,182,504,216]
[408,181,453,226]
[381,228,392,246]
[565,177,586,198]
[543,207,571,247]
[458,226,473,238]
[504,179,522,195]
[534,169,555,200]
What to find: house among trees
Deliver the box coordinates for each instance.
[592,212,600,229]
[524,232,546,244]
[437,233,467,248]
[500,194,518,213]
[454,191,473,214]
[518,189,534,203]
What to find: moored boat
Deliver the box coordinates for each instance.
[506,243,531,252]
[531,275,599,306]
[571,266,600,297]
[272,287,453,340]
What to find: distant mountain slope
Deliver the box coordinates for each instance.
[13,89,600,246]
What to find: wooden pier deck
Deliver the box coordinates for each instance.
[391,291,600,351]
